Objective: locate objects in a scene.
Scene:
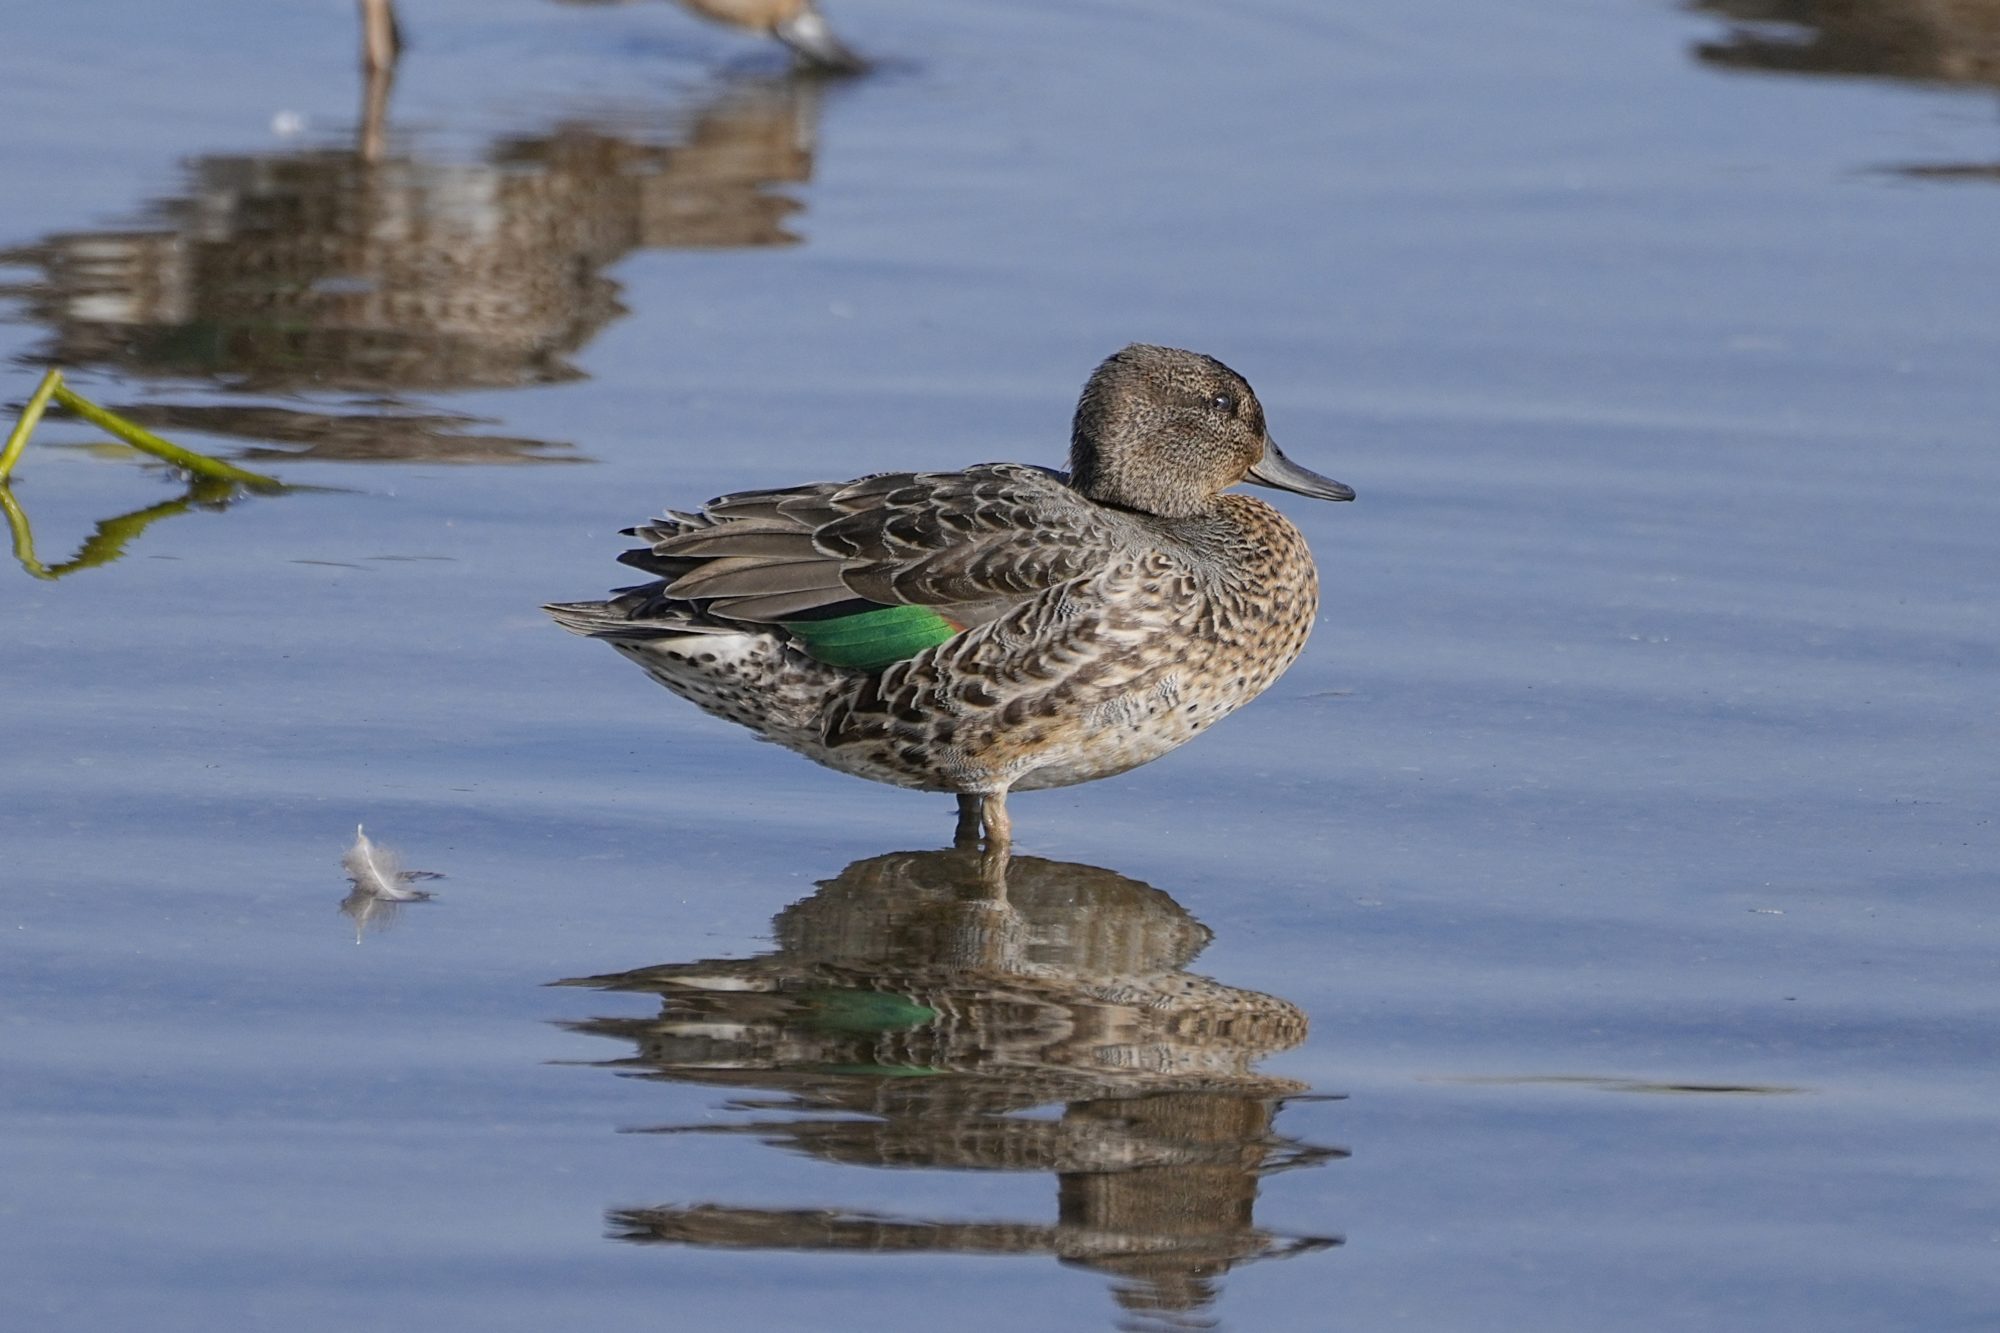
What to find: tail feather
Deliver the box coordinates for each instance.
[542,597,741,640]
[543,600,629,637]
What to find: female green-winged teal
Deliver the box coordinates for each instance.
[546,345,1354,848]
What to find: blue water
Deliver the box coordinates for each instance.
[3,2,1997,1329]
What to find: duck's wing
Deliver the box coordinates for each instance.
[621,463,1129,627]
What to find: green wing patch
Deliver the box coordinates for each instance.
[798,989,939,1034]
[781,604,961,670]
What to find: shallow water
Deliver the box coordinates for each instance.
[3,2,1997,1329]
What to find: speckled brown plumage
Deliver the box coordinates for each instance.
[546,344,1354,846]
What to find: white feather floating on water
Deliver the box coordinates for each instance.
[342,824,436,902]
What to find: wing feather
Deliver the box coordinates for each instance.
[666,555,848,599]
[613,462,1135,636]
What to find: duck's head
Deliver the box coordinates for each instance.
[1067,344,1354,519]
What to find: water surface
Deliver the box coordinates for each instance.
[3,2,1997,1329]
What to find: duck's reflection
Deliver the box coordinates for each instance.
[1,72,825,459]
[557,848,1343,1325]
[1689,0,2000,177]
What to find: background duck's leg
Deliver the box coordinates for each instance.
[953,794,983,849]
[359,0,400,75]
[357,29,395,163]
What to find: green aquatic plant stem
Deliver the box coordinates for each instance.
[0,369,62,483]
[0,479,238,581]
[0,485,51,579]
[46,380,286,492]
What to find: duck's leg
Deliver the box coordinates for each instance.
[953,794,983,849]
[953,792,1012,842]
[978,792,1011,849]
[973,793,1012,892]
[955,793,1011,887]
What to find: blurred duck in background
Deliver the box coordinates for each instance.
[360,0,867,74]
[674,0,867,71]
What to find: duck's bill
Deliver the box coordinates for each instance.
[774,11,868,72]
[1247,439,1355,501]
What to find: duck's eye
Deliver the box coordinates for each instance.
[1210,392,1236,414]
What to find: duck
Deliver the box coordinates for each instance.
[545,344,1354,850]
[676,0,866,73]
[357,1,866,76]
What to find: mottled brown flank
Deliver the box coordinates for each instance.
[814,494,1319,794]
[545,344,1347,834]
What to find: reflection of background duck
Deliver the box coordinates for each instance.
[1691,1,2000,177]
[559,848,1342,1324]
[6,80,818,396]
[1691,0,2000,85]
[0,76,822,460]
